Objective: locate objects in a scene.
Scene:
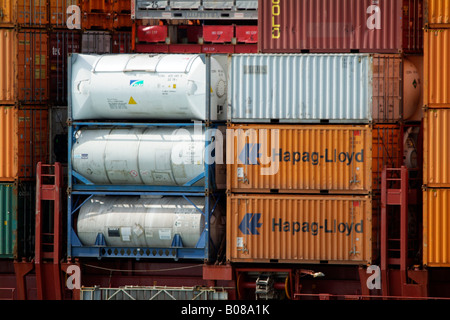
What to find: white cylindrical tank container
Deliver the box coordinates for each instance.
[72,126,207,186]
[76,196,225,248]
[70,54,227,121]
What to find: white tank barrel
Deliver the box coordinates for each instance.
[70,54,227,121]
[76,196,225,248]
[72,127,206,186]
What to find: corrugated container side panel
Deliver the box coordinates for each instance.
[372,125,403,190]
[49,0,79,27]
[0,29,16,104]
[226,125,373,193]
[424,109,450,187]
[227,194,373,264]
[423,189,450,267]
[424,29,450,108]
[426,0,450,25]
[81,31,112,53]
[17,30,49,104]
[259,0,422,53]
[228,54,373,123]
[0,0,48,26]
[0,183,15,258]
[0,106,16,179]
[49,31,81,105]
[0,107,49,180]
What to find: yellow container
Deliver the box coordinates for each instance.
[424,29,450,108]
[423,188,450,267]
[426,0,450,27]
[0,106,49,180]
[226,193,374,265]
[424,109,450,187]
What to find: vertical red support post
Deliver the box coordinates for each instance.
[400,167,409,295]
[380,167,389,297]
[35,162,63,300]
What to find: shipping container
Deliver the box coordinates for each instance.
[68,194,225,261]
[112,31,132,53]
[49,30,81,105]
[49,0,79,28]
[226,194,374,265]
[81,30,112,53]
[228,54,421,123]
[425,0,450,26]
[424,29,450,108]
[133,0,258,20]
[424,109,450,187]
[0,181,36,259]
[81,12,113,30]
[80,0,113,13]
[0,0,48,27]
[69,53,228,121]
[0,106,49,180]
[0,29,48,105]
[227,124,373,194]
[227,124,403,194]
[423,188,450,267]
[258,0,423,54]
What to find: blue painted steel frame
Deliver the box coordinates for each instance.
[67,191,223,261]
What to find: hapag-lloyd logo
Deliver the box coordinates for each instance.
[271,2,382,40]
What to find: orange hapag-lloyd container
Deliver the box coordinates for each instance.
[226,193,374,265]
[424,29,450,108]
[423,188,450,267]
[227,124,401,194]
[0,106,49,180]
[0,29,48,105]
[424,109,450,187]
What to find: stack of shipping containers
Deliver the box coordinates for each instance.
[226,0,423,272]
[423,0,450,268]
[0,1,50,260]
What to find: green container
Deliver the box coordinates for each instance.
[0,181,35,259]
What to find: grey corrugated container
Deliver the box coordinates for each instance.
[227,54,408,123]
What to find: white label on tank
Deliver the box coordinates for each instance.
[121,227,132,241]
[107,98,128,110]
[74,154,88,160]
[236,237,244,248]
[133,224,144,237]
[159,229,172,240]
[237,167,244,178]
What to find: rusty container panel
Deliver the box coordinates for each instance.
[259,0,423,54]
[0,29,15,104]
[80,0,113,13]
[424,29,450,108]
[227,194,374,265]
[227,124,373,194]
[49,0,79,28]
[0,107,49,180]
[423,189,450,267]
[372,125,403,190]
[425,0,450,26]
[424,109,450,187]
[49,30,81,105]
[0,0,48,27]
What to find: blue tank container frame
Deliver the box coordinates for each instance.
[67,191,224,261]
[67,122,225,193]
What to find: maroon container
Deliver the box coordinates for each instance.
[49,31,81,105]
[258,0,423,53]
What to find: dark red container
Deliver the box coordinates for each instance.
[49,31,81,105]
[203,25,234,43]
[258,0,423,53]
